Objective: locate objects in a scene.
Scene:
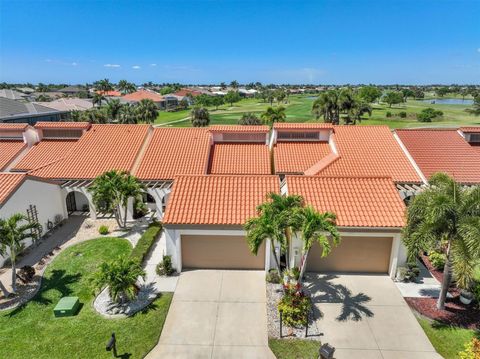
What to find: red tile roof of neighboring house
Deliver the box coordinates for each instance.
[286,176,406,228]
[34,121,91,130]
[0,173,26,205]
[0,140,26,170]
[317,126,422,183]
[122,90,163,102]
[460,127,480,133]
[208,125,270,133]
[30,124,150,179]
[396,129,480,184]
[0,123,29,131]
[163,175,280,225]
[174,89,203,97]
[273,123,333,129]
[135,128,211,180]
[274,142,332,174]
[13,140,77,171]
[96,90,122,97]
[209,143,271,175]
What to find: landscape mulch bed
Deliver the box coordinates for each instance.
[420,253,460,296]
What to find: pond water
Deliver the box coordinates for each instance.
[421,98,473,105]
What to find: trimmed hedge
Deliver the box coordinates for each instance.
[130,222,162,264]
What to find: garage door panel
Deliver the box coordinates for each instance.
[307,236,392,273]
[182,235,265,270]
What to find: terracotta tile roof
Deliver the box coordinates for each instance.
[0,173,26,205]
[396,129,480,184]
[174,89,203,97]
[208,125,270,133]
[317,126,422,183]
[273,123,334,129]
[30,124,150,179]
[163,175,280,225]
[274,142,332,174]
[286,176,406,228]
[209,143,271,174]
[135,128,211,180]
[0,123,29,131]
[34,121,91,130]
[460,127,480,133]
[97,90,122,97]
[13,140,77,171]
[0,140,26,170]
[122,90,163,102]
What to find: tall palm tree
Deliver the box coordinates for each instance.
[118,103,138,124]
[136,99,158,124]
[92,93,105,107]
[261,106,286,126]
[297,207,340,282]
[312,90,340,124]
[0,214,40,294]
[190,106,210,127]
[120,174,146,226]
[105,99,123,122]
[95,78,114,94]
[92,255,145,304]
[118,79,136,95]
[348,100,372,125]
[403,173,480,309]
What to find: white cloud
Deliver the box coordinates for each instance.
[150,63,157,67]
[132,65,141,69]
[71,62,78,66]
[104,64,121,68]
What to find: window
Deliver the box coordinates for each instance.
[277,131,319,140]
[42,129,83,138]
[221,133,265,142]
[469,133,480,143]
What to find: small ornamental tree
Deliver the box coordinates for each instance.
[190,107,210,127]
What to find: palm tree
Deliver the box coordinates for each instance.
[92,255,145,304]
[312,90,340,124]
[118,80,136,95]
[105,99,123,122]
[238,112,261,125]
[92,93,105,107]
[89,171,145,228]
[403,173,480,310]
[348,100,372,125]
[230,80,239,89]
[190,106,210,127]
[95,78,114,94]
[261,106,286,126]
[297,207,340,282]
[136,99,159,124]
[118,103,138,124]
[0,214,40,294]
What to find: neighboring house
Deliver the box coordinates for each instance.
[238,88,258,97]
[96,90,122,97]
[395,128,480,184]
[0,173,67,266]
[35,98,93,112]
[122,89,178,110]
[0,89,30,101]
[0,97,68,125]
[56,85,85,96]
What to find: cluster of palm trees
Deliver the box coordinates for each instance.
[71,98,159,124]
[403,173,480,310]
[88,170,145,228]
[312,88,372,125]
[245,193,339,285]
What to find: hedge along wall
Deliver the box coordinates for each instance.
[130,222,163,264]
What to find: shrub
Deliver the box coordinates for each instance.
[266,269,281,284]
[54,214,63,226]
[386,111,392,117]
[18,265,35,283]
[458,337,480,359]
[472,282,480,304]
[278,290,312,327]
[417,107,443,122]
[156,255,175,276]
[398,111,407,118]
[429,251,446,270]
[130,223,162,264]
[238,112,261,125]
[98,225,109,235]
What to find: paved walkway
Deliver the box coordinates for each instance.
[394,260,442,298]
[304,273,442,359]
[146,270,275,359]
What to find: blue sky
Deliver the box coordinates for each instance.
[0,0,479,84]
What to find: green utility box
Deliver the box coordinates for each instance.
[53,296,80,317]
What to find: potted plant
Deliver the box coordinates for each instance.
[460,289,474,305]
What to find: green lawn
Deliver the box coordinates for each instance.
[0,237,172,359]
[418,317,477,359]
[269,338,321,359]
[162,95,479,129]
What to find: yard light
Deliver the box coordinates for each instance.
[106,332,117,357]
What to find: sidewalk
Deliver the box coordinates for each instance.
[395,260,442,298]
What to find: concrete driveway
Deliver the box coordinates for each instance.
[304,273,442,359]
[146,270,274,359]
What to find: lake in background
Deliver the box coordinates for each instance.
[421,98,473,105]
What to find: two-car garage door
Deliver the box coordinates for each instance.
[181,235,265,270]
[307,236,393,273]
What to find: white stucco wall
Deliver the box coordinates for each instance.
[147,188,171,219]
[0,179,66,266]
